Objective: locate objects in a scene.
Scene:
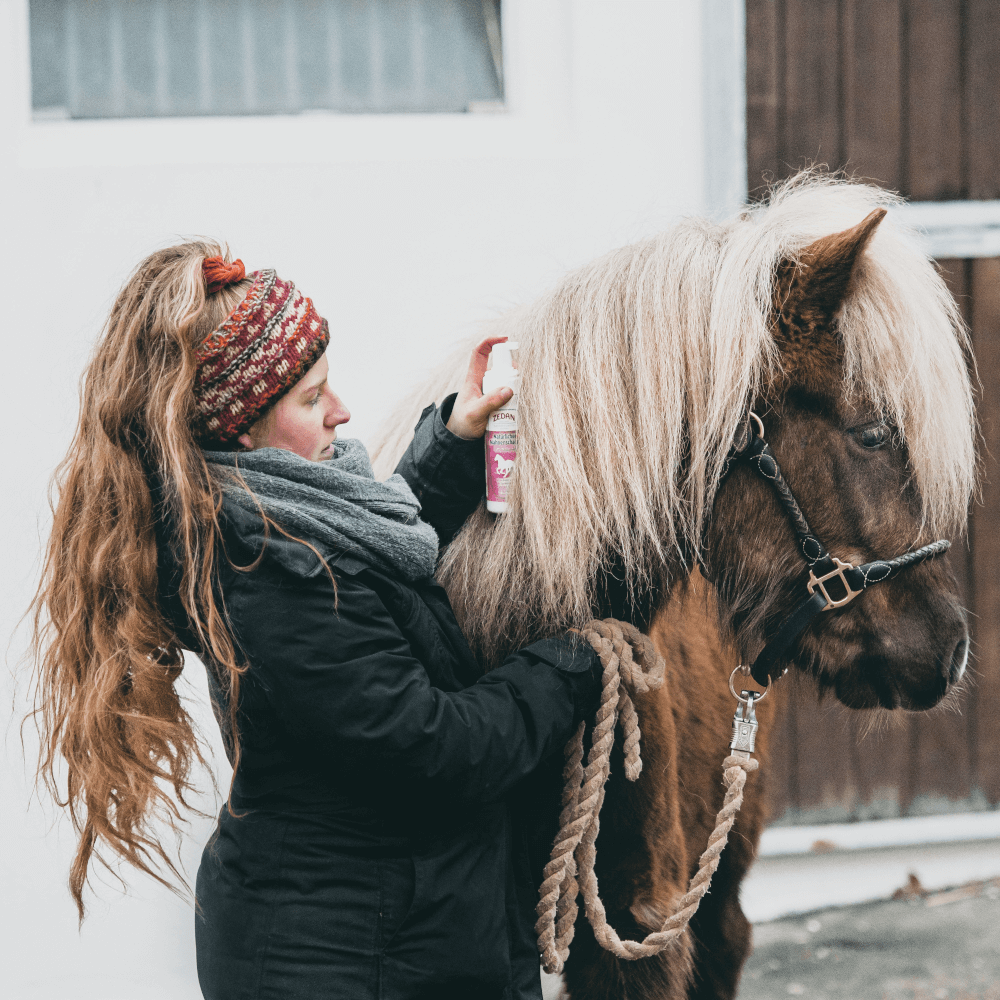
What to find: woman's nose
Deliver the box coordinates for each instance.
[326,393,350,426]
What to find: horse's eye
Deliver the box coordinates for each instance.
[856,424,889,449]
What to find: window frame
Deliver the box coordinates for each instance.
[12,1,574,171]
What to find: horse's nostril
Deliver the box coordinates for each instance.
[949,634,970,684]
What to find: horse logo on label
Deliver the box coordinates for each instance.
[494,454,515,478]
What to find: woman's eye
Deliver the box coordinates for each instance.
[856,424,889,449]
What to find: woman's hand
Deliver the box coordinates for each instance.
[445,336,515,440]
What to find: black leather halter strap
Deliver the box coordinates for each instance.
[734,416,950,686]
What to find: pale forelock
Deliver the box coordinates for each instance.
[370,172,976,663]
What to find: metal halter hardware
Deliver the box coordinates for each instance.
[729,665,769,704]
[807,557,862,609]
[732,411,951,687]
[729,690,760,753]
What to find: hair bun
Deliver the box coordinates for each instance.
[203,256,246,295]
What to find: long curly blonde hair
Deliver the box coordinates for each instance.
[29,241,253,917]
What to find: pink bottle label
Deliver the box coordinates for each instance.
[486,429,517,503]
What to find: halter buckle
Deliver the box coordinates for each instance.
[807,557,862,610]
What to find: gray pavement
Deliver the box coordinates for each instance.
[738,879,1000,1000]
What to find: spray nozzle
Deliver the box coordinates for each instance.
[490,341,519,371]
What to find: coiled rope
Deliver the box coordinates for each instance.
[535,618,759,974]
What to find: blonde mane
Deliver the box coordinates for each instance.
[371,173,976,665]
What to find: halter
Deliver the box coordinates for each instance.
[727,412,950,688]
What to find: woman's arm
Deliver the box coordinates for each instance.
[393,394,485,546]
[226,568,600,803]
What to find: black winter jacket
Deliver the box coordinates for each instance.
[166,396,601,1000]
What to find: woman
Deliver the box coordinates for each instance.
[31,244,601,1000]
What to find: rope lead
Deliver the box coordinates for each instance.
[535,618,759,974]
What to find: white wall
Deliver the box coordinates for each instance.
[0,2,732,996]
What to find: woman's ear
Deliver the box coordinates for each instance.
[237,432,253,450]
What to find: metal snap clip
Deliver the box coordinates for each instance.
[729,691,760,754]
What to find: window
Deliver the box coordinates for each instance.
[29,0,504,119]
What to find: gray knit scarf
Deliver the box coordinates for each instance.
[204,440,439,582]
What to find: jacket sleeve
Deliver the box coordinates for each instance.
[227,568,600,803]
[393,393,485,547]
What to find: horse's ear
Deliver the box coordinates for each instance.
[780,208,887,323]
[774,208,886,382]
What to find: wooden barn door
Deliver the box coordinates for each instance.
[745,0,1000,822]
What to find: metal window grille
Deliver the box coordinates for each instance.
[29,0,503,119]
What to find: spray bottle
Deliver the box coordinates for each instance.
[482,341,520,513]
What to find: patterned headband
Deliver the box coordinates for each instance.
[193,267,330,445]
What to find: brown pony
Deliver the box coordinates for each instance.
[371,173,974,999]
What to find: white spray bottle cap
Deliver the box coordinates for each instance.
[490,341,519,370]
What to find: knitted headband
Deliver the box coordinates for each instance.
[193,258,330,445]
